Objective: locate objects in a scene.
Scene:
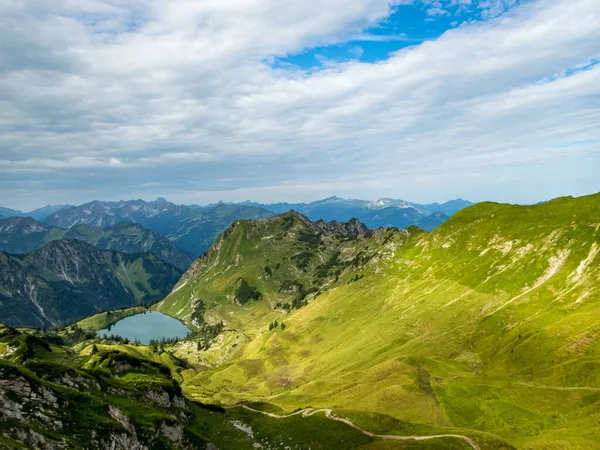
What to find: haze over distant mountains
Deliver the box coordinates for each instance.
[221,196,472,231]
[0,196,473,257]
[0,204,74,222]
[0,217,194,271]
[44,199,276,257]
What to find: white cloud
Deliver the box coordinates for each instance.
[0,0,598,209]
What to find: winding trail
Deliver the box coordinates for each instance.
[227,405,481,450]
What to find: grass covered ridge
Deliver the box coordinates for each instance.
[156,193,600,449]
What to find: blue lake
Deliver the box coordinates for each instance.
[96,311,190,345]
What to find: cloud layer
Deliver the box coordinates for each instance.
[0,0,599,208]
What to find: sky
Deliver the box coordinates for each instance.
[0,0,599,210]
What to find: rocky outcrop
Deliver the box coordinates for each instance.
[312,217,371,238]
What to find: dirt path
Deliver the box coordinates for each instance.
[228,405,481,450]
[518,381,600,392]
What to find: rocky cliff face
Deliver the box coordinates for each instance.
[0,240,182,327]
[64,222,195,271]
[0,217,194,271]
[0,327,207,450]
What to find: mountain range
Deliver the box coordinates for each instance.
[3,193,597,448]
[0,239,182,327]
[152,192,600,449]
[0,204,73,222]
[227,196,472,231]
[44,199,276,256]
[0,216,194,271]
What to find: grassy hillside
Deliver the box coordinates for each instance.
[0,325,497,449]
[155,194,600,449]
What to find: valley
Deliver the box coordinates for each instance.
[3,1,597,447]
[0,193,598,449]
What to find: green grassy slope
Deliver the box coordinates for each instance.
[0,326,486,449]
[156,194,600,449]
[143,203,276,257]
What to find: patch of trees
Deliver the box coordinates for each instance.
[281,215,295,231]
[264,266,272,276]
[291,251,312,270]
[278,279,318,310]
[347,274,364,284]
[279,280,303,293]
[275,302,292,312]
[194,321,225,351]
[235,279,262,304]
[315,251,342,278]
[190,300,207,325]
[268,321,286,331]
[292,293,309,310]
[350,251,373,268]
[298,229,321,248]
[189,300,226,351]
[147,335,189,345]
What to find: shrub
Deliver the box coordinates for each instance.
[235,279,262,304]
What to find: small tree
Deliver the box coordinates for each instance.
[280,323,286,331]
[90,344,98,355]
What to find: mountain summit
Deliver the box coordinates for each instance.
[154,193,600,448]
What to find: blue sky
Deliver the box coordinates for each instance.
[274,1,524,69]
[0,0,598,210]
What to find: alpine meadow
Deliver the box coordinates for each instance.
[1,0,599,449]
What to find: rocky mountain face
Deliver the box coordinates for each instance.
[0,217,193,271]
[0,217,62,254]
[233,196,472,231]
[0,326,214,450]
[0,325,415,450]
[311,216,371,238]
[64,222,195,271]
[45,199,275,256]
[45,198,184,229]
[156,211,411,331]
[0,240,182,327]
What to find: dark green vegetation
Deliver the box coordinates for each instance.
[0,240,182,328]
[154,193,600,449]
[45,198,275,256]
[0,217,194,270]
